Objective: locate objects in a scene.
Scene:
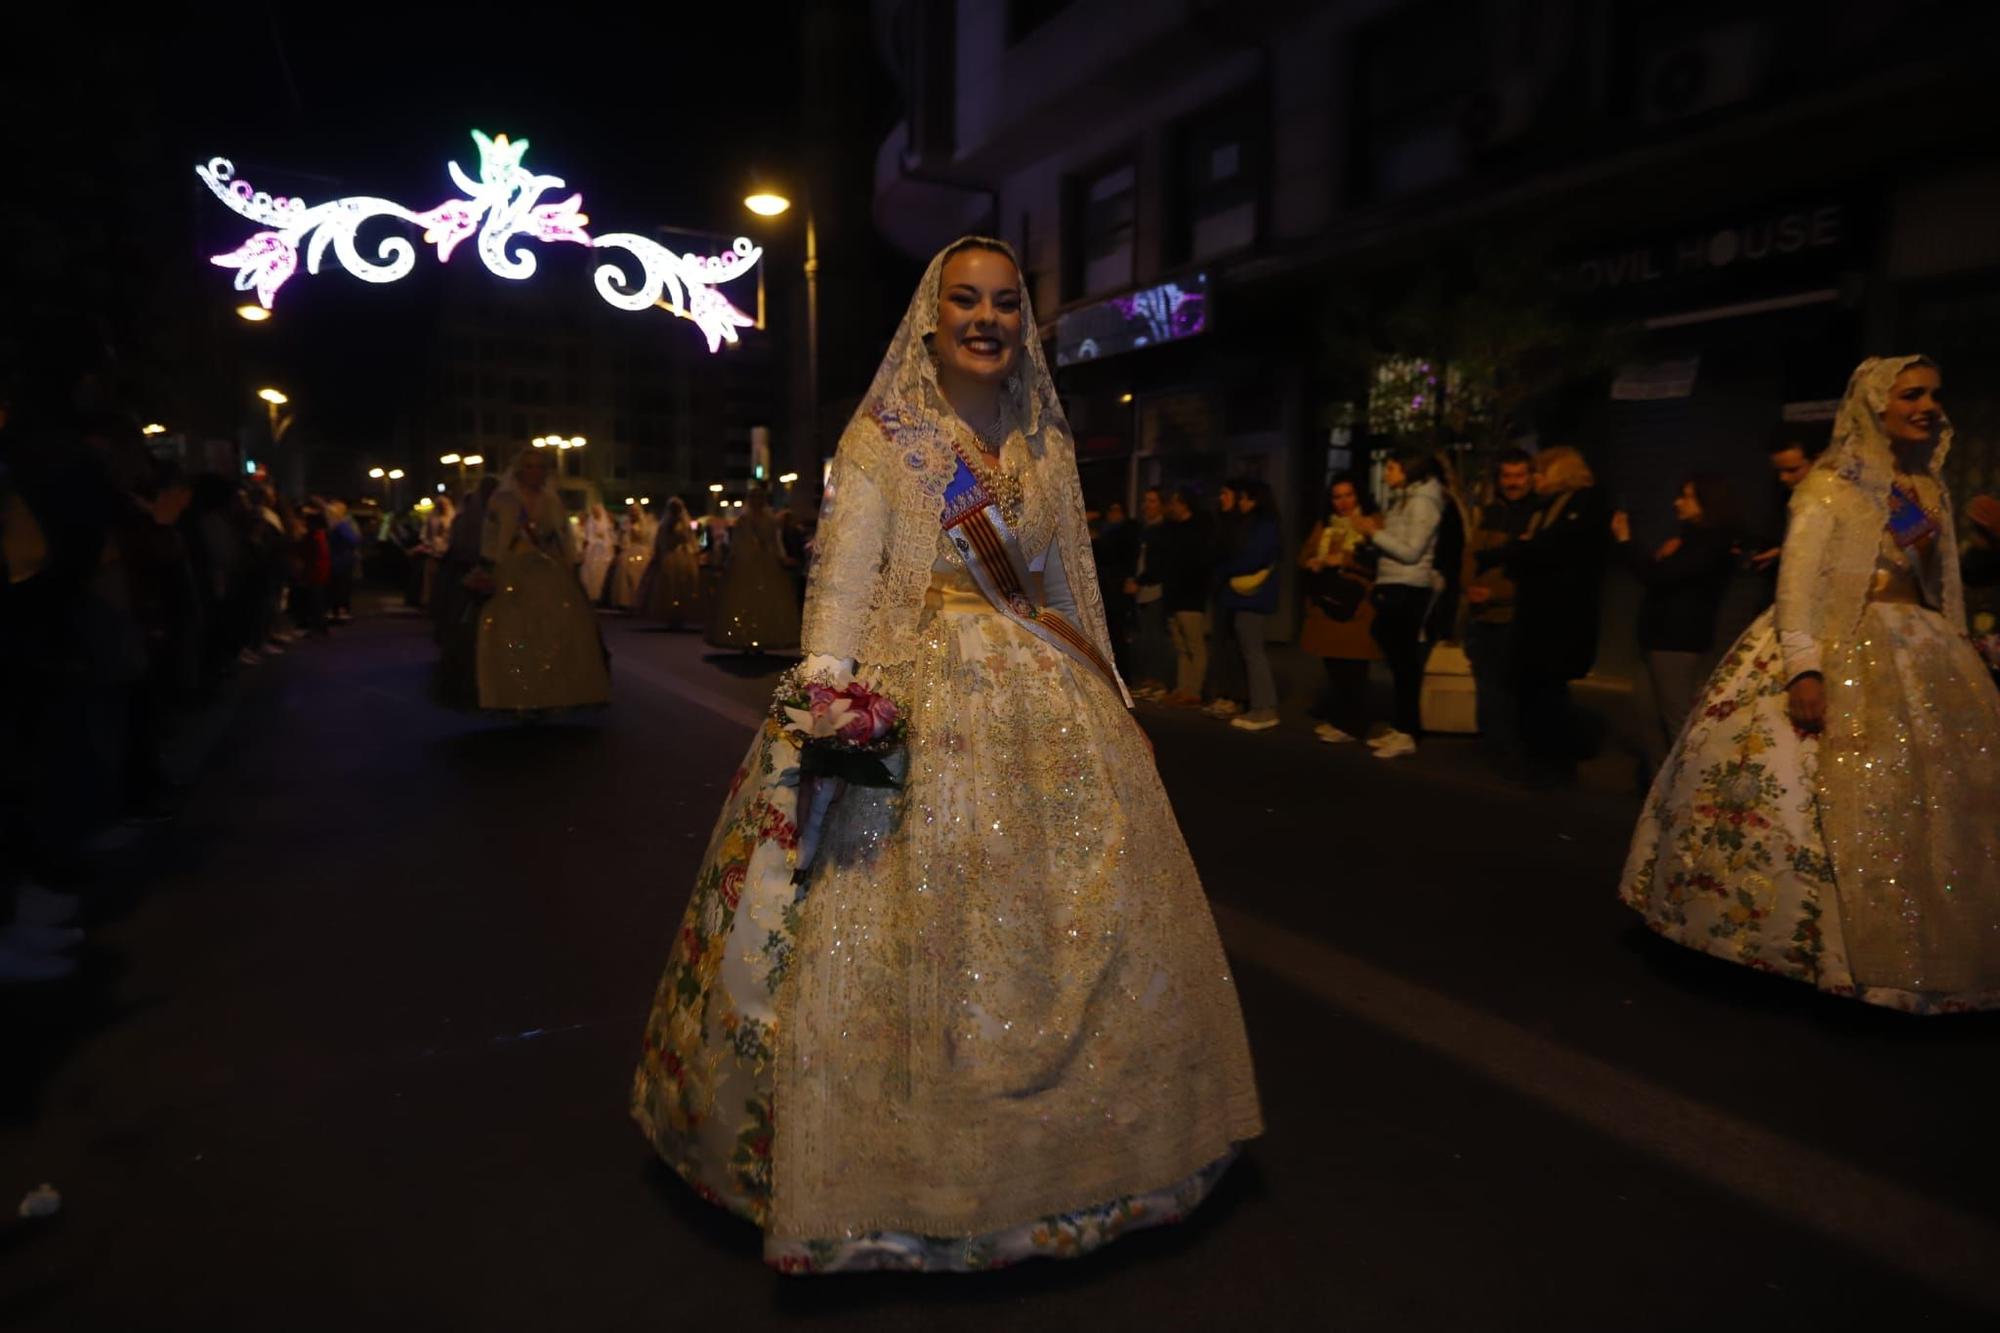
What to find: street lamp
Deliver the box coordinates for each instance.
[368,467,386,479]
[777,471,799,485]
[236,304,271,323]
[745,186,817,498]
[708,482,724,493]
[141,422,167,436]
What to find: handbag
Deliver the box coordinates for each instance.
[1308,567,1367,620]
[1227,566,1272,596]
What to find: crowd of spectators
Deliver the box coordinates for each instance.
[1,395,378,983]
[1091,421,2000,789]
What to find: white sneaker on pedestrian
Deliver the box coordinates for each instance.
[237,648,263,666]
[1372,731,1418,759]
[2,922,84,954]
[1230,710,1278,732]
[14,883,80,927]
[1206,698,1243,718]
[1315,723,1356,744]
[0,944,76,983]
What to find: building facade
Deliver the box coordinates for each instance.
[400,240,783,517]
[871,0,2000,662]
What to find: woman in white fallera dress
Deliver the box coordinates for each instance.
[631,238,1262,1273]
[609,504,657,611]
[578,503,616,603]
[704,485,801,652]
[1620,356,2000,1013]
[474,448,609,713]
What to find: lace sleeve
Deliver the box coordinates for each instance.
[801,420,891,664]
[1776,473,1837,680]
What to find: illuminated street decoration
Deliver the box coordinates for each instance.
[197,130,760,353]
[591,235,762,352]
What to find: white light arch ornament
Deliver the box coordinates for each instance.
[198,130,762,353]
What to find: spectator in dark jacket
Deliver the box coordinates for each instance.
[1158,488,1215,706]
[1203,481,1249,717]
[1218,479,1282,731]
[1465,448,1538,765]
[1504,446,1608,784]
[1612,474,1737,770]
[325,501,362,623]
[1092,499,1138,676]
[1122,488,1171,698]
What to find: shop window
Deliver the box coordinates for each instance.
[1173,94,1263,264]
[1067,159,1138,300]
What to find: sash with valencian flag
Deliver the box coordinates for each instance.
[936,435,1130,705]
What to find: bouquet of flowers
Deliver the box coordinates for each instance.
[770,662,909,882]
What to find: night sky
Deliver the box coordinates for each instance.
[3,6,838,448]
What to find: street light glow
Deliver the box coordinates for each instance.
[777,472,799,485]
[744,192,792,217]
[708,482,724,493]
[1120,392,1134,404]
[368,467,386,479]
[624,496,636,505]
[463,454,484,466]
[532,436,548,448]
[439,453,461,465]
[141,423,167,436]
[569,436,586,448]
[235,304,271,322]
[258,387,289,405]
[387,469,405,480]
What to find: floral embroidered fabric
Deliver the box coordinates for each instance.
[1621,356,2000,1012]
[631,239,1261,1271]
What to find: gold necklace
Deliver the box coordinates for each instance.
[959,415,1024,525]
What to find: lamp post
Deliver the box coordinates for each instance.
[532,434,586,479]
[367,466,404,506]
[440,452,485,491]
[744,189,817,503]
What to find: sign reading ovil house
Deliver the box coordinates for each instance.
[1566,200,1862,313]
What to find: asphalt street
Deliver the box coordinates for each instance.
[5,605,1999,1331]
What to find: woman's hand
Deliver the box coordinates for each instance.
[1609,510,1631,544]
[1787,674,1826,734]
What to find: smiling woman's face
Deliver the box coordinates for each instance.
[1881,364,1945,447]
[933,246,1024,389]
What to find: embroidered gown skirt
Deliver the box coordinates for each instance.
[706,545,802,652]
[643,547,703,626]
[475,544,610,712]
[632,565,1263,1271]
[1619,578,2000,1012]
